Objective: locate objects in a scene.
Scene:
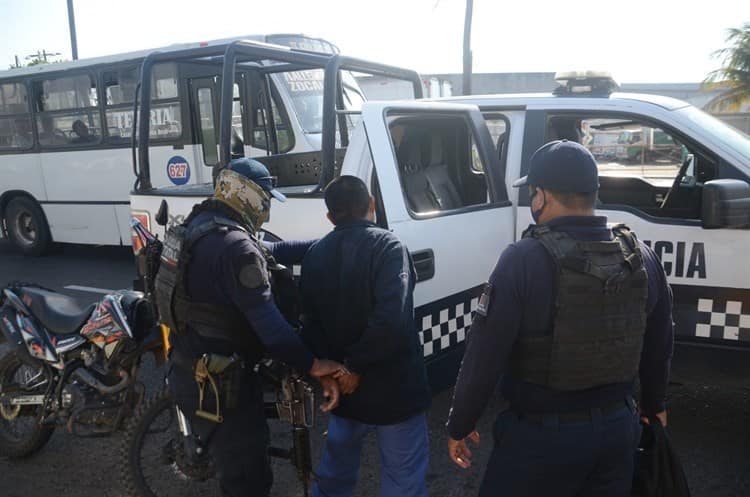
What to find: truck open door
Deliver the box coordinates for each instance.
[355,101,515,390]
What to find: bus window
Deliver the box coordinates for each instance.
[103,64,182,142]
[231,82,244,155]
[197,87,218,166]
[250,85,293,153]
[0,82,33,149]
[33,74,101,147]
[152,63,178,99]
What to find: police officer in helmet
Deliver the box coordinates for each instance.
[446,140,674,497]
[155,158,343,497]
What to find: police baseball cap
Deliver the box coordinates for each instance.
[226,157,287,202]
[512,140,600,193]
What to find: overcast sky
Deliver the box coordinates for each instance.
[0,0,744,83]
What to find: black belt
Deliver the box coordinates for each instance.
[519,398,635,425]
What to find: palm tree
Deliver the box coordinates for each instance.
[705,22,750,113]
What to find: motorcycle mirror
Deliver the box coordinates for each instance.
[155,200,169,227]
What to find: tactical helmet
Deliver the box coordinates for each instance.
[214,158,286,230]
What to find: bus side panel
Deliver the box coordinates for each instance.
[129,192,331,245]
[43,204,121,245]
[0,154,46,201]
[40,149,130,203]
[263,197,330,241]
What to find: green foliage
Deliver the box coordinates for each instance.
[705,22,750,112]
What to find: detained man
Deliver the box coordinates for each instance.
[300,175,431,497]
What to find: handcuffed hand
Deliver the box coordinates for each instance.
[448,430,480,469]
[640,410,668,427]
[318,375,340,412]
[333,369,361,395]
[309,358,344,378]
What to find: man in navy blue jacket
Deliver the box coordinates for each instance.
[300,175,431,497]
[446,141,674,497]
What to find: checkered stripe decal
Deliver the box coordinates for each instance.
[418,297,479,357]
[695,299,750,341]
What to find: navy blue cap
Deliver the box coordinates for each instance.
[513,140,600,193]
[226,157,286,201]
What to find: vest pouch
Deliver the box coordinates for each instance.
[154,224,188,332]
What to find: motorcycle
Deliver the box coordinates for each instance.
[0,281,162,458]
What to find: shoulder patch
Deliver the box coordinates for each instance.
[237,253,268,289]
[476,282,493,317]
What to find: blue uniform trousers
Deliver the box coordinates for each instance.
[313,413,429,497]
[479,406,642,497]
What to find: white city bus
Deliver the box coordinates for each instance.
[0,34,365,255]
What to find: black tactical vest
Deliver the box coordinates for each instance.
[509,223,649,391]
[154,208,272,355]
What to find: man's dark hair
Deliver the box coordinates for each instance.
[324,175,371,224]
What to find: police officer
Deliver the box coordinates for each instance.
[155,158,343,497]
[446,140,674,497]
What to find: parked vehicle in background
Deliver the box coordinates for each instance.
[0,34,366,255]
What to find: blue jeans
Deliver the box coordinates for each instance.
[479,406,642,497]
[313,413,429,497]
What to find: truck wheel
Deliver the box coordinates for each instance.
[4,197,52,256]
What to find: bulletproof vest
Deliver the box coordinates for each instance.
[154,212,265,354]
[509,224,649,391]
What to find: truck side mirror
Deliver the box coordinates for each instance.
[155,200,169,227]
[702,179,750,229]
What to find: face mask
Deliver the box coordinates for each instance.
[214,169,271,230]
[530,188,545,224]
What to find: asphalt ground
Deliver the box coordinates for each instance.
[0,240,749,497]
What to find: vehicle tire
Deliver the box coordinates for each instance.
[0,351,55,458]
[120,388,217,497]
[4,196,52,256]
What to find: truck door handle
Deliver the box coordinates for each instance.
[411,249,435,282]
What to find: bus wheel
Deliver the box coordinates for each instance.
[4,197,52,256]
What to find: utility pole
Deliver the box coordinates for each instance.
[25,50,62,64]
[462,0,473,95]
[67,0,79,60]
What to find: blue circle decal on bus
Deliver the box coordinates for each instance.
[166,156,190,185]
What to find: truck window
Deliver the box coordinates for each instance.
[473,115,509,172]
[546,114,717,220]
[389,114,497,215]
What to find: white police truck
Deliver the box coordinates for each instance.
[129,42,750,390]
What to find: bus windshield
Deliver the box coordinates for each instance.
[268,35,365,134]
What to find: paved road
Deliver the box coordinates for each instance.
[1,242,749,497]
[0,239,137,306]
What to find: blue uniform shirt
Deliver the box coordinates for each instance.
[447,216,674,440]
[176,210,316,372]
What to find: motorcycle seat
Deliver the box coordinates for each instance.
[20,287,96,335]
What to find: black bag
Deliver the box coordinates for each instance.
[632,419,691,497]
